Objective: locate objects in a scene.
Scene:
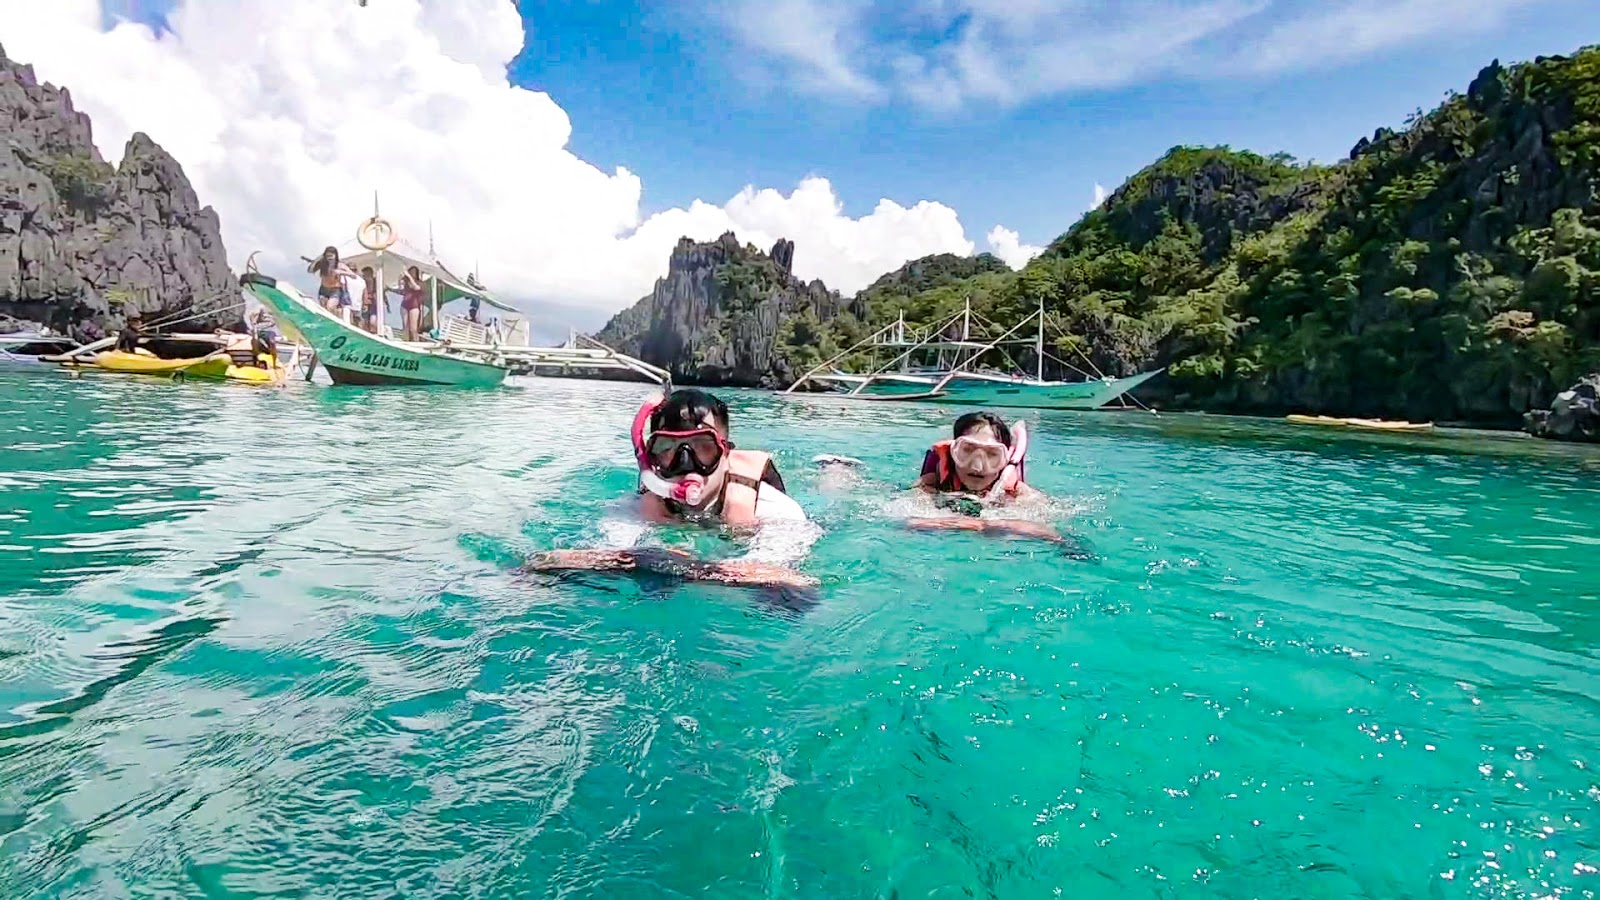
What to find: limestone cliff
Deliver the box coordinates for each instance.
[0,45,235,342]
[595,233,850,387]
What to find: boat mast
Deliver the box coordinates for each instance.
[373,191,387,338]
[428,219,438,338]
[897,310,907,372]
[1036,295,1045,382]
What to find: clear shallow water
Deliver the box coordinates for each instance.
[2,362,1599,898]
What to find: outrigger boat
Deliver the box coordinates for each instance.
[239,207,666,388]
[785,298,1162,410]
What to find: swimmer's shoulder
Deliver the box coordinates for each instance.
[754,482,808,522]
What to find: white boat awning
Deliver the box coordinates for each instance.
[340,243,521,316]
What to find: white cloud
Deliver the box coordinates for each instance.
[984,226,1042,269]
[722,0,883,100]
[1232,0,1540,75]
[713,0,1558,111]
[1092,183,1109,210]
[0,0,997,325]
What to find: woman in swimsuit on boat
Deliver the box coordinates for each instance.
[307,246,353,314]
[397,265,425,342]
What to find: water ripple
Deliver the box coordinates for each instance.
[2,369,1600,894]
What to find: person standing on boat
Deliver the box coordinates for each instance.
[525,388,821,599]
[394,265,426,342]
[307,246,355,314]
[359,266,384,334]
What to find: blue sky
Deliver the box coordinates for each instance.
[509,0,1600,249]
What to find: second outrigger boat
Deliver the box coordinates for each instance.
[1286,414,1435,432]
[785,298,1162,410]
[241,207,666,388]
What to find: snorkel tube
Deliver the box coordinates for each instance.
[632,392,706,506]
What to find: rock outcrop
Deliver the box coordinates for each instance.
[595,233,848,387]
[854,251,1010,304]
[1525,375,1600,442]
[0,45,234,342]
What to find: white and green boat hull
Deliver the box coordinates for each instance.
[813,369,1162,410]
[240,274,508,387]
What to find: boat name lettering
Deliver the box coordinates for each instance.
[335,350,421,372]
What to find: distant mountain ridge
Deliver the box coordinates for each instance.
[601,43,1600,431]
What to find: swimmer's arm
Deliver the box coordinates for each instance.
[904,516,1062,540]
[522,548,817,589]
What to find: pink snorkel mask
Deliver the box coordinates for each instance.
[958,419,1027,498]
[631,393,707,506]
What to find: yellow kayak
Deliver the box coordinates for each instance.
[1286,414,1434,432]
[91,350,286,385]
[93,350,231,380]
[224,362,286,385]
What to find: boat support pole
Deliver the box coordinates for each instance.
[575,334,670,385]
[783,321,896,393]
[927,307,1043,394]
[845,307,975,396]
[784,306,967,394]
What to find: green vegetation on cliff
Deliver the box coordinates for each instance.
[788,46,1600,424]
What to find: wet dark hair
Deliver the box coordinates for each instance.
[652,388,729,435]
[360,266,375,277]
[953,411,1011,446]
[312,246,340,275]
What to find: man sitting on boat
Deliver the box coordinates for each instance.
[114,314,144,354]
[910,411,1061,541]
[525,388,820,596]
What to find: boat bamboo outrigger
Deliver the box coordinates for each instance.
[784,297,1162,410]
[239,202,668,388]
[0,326,78,360]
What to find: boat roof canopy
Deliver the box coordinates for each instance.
[340,240,521,317]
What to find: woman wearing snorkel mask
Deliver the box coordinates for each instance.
[524,389,819,593]
[909,411,1060,540]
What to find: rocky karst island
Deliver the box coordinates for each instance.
[0,46,234,346]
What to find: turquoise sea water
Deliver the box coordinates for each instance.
[2,361,1600,898]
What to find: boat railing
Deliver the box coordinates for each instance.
[439,315,493,347]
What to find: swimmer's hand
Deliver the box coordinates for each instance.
[699,560,819,589]
[906,517,1063,541]
[523,549,817,589]
[905,517,986,532]
[523,548,660,572]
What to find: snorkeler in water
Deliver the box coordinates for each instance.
[523,388,820,593]
[908,411,1062,541]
